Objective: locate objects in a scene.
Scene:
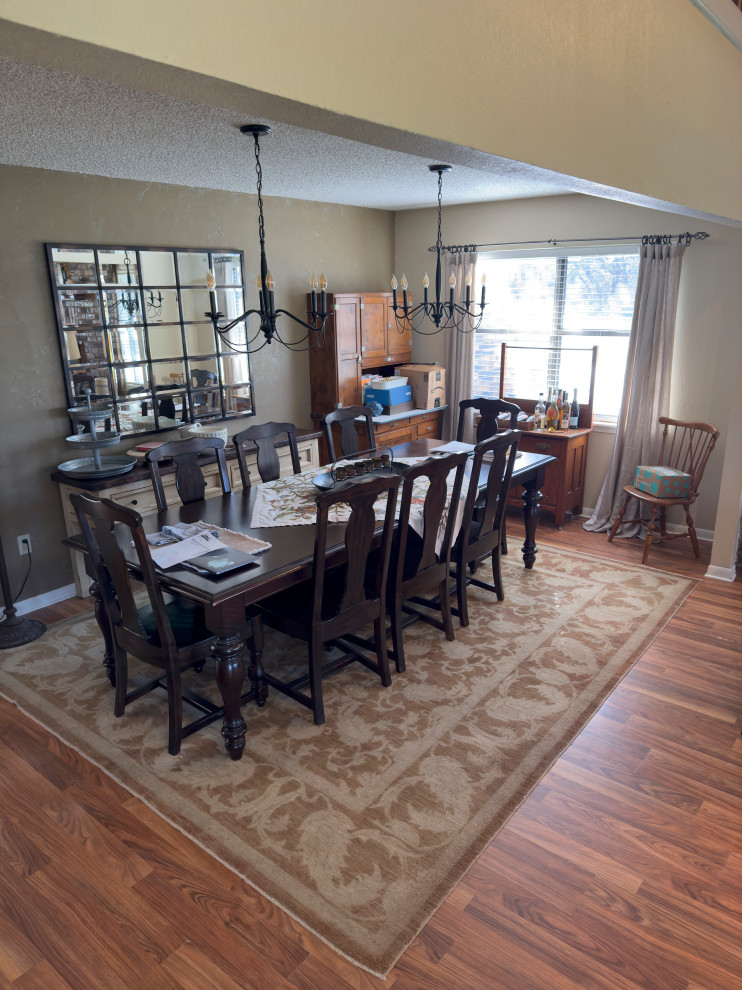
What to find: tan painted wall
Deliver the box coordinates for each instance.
[398,194,742,567]
[0,0,740,223]
[0,165,394,602]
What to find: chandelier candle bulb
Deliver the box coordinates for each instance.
[206,268,219,319]
[465,271,471,306]
[423,273,430,306]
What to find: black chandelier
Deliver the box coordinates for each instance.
[105,251,164,322]
[205,123,329,354]
[392,164,486,335]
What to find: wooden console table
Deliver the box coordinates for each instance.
[52,429,321,597]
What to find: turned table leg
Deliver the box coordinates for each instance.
[520,470,545,570]
[89,578,116,687]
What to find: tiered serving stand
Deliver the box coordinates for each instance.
[57,389,136,480]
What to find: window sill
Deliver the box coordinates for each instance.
[592,420,617,434]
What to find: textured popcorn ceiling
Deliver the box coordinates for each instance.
[0,56,578,210]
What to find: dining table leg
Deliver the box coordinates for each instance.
[519,465,547,569]
[205,603,248,761]
[89,577,117,687]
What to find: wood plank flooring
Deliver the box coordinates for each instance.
[1,511,740,989]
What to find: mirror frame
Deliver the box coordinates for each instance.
[46,243,256,437]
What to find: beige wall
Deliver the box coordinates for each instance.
[399,194,742,566]
[0,0,740,223]
[0,165,394,602]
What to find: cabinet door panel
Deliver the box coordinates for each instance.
[360,296,388,366]
[335,298,363,406]
[386,297,412,363]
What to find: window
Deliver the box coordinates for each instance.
[473,249,640,420]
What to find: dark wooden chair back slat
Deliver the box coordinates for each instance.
[387,451,468,670]
[232,421,301,488]
[258,472,400,725]
[452,430,521,626]
[457,397,521,443]
[312,474,399,629]
[322,406,376,463]
[144,436,231,510]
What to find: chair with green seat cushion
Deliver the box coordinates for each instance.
[70,491,254,755]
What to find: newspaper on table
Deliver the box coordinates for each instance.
[146,520,270,569]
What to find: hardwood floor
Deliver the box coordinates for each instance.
[2,513,740,989]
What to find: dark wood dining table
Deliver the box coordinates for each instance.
[64,438,554,760]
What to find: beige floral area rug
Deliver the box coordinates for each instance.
[0,547,695,977]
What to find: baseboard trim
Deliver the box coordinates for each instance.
[705,564,736,582]
[14,584,78,616]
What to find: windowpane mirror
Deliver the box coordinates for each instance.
[48,244,255,437]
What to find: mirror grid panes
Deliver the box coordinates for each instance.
[47,244,255,437]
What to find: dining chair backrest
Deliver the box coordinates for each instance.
[394,451,469,592]
[144,436,231,511]
[232,421,301,488]
[322,406,376,463]
[312,473,400,630]
[71,492,184,661]
[450,430,521,626]
[655,416,720,496]
[459,430,521,554]
[456,397,521,443]
[384,451,468,671]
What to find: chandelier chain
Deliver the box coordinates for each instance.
[254,136,266,248]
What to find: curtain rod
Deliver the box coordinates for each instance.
[432,231,710,254]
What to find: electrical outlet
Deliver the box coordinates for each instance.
[17,534,31,555]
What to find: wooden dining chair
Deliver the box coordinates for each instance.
[144,435,231,511]
[451,430,521,627]
[70,492,253,755]
[383,451,468,673]
[608,416,720,564]
[257,473,401,725]
[322,406,376,463]
[456,397,521,443]
[232,421,301,488]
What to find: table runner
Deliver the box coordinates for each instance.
[251,459,470,553]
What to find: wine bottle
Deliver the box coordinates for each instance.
[534,392,546,430]
[545,392,558,431]
[560,390,571,430]
[569,388,580,428]
[555,389,563,424]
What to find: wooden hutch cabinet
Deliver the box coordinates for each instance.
[499,343,597,527]
[309,291,443,458]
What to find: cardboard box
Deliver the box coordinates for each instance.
[634,465,692,499]
[365,384,413,407]
[395,364,446,409]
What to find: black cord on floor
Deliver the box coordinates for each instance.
[12,541,33,604]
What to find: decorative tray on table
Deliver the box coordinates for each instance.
[312,447,398,490]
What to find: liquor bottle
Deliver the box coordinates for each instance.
[534,393,545,429]
[555,389,563,424]
[545,391,559,431]
[569,388,580,429]
[560,390,571,430]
